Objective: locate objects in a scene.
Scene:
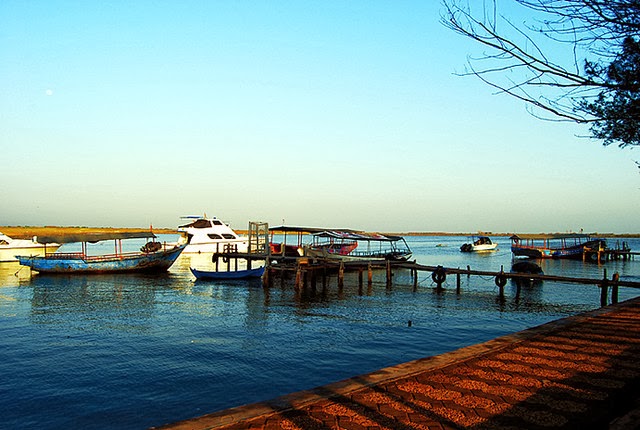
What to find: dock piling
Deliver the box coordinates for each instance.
[611,272,620,305]
[600,268,608,307]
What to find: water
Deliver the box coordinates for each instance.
[0,235,638,429]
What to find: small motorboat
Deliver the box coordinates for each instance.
[460,236,498,252]
[190,266,265,280]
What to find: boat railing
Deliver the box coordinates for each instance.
[45,252,85,259]
[349,249,407,258]
[44,251,159,261]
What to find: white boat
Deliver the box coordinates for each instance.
[460,236,498,252]
[0,232,60,262]
[177,216,248,254]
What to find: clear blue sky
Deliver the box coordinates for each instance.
[1,1,638,233]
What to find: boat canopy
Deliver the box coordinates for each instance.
[510,233,591,241]
[35,231,157,244]
[313,230,404,242]
[269,225,356,234]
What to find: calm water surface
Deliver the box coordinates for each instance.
[1,235,638,429]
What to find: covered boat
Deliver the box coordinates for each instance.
[0,232,60,262]
[302,230,412,262]
[16,231,185,274]
[510,233,606,259]
[460,236,498,252]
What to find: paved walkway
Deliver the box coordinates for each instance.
[155,297,640,430]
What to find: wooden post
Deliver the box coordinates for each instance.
[386,260,392,286]
[358,268,363,288]
[338,261,344,289]
[413,268,418,291]
[611,273,620,305]
[295,264,302,290]
[367,263,373,287]
[262,267,269,288]
[456,273,461,294]
[600,268,608,307]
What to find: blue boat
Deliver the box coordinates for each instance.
[190,266,265,280]
[510,233,606,260]
[16,231,185,274]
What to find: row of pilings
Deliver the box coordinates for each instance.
[259,258,640,307]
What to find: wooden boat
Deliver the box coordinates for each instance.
[268,225,328,257]
[190,266,265,280]
[510,233,606,259]
[0,232,61,262]
[460,236,498,252]
[302,230,412,262]
[16,231,185,274]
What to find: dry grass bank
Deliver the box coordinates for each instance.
[1,226,176,240]
[2,226,637,240]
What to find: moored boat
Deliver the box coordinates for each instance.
[460,236,498,252]
[302,230,412,262]
[178,215,248,254]
[0,232,60,262]
[510,233,606,259]
[511,260,543,274]
[16,231,185,274]
[190,266,265,280]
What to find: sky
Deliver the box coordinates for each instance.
[1,1,638,233]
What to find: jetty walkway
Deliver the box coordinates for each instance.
[155,297,640,430]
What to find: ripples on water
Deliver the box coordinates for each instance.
[0,235,638,429]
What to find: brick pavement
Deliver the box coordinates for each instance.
[154,297,640,430]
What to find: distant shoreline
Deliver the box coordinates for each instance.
[2,226,639,240]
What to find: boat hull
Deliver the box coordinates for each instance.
[0,244,61,263]
[181,240,248,254]
[190,266,265,280]
[16,245,185,274]
[467,243,498,252]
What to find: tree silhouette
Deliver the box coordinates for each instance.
[442,0,640,148]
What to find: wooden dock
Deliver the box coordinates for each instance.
[254,257,640,307]
[215,239,640,307]
[153,296,640,430]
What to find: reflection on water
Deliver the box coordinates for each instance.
[0,235,638,429]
